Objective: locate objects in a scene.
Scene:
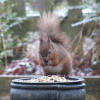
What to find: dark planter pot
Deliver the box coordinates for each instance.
[10,76,86,100]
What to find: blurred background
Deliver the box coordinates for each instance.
[0,0,100,76]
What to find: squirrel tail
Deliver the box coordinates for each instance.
[38,12,66,46]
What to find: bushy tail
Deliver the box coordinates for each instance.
[38,12,66,45]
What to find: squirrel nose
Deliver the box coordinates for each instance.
[44,59,48,64]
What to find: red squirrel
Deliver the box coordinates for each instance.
[37,12,72,77]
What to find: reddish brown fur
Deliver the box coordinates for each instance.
[38,12,72,77]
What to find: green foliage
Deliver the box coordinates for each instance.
[0,0,28,67]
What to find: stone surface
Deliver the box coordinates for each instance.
[0,95,10,100]
[0,75,34,100]
[85,76,100,100]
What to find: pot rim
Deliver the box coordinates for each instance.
[11,76,84,85]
